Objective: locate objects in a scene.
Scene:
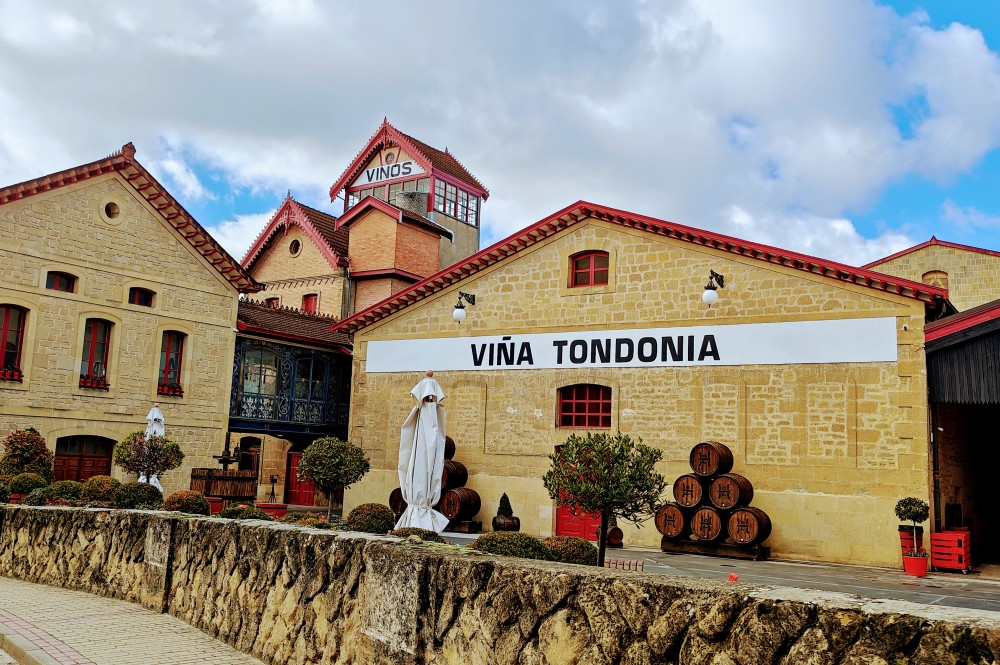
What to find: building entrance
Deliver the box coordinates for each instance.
[54,436,114,482]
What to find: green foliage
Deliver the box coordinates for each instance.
[949,627,991,663]
[9,472,48,495]
[113,431,184,480]
[471,532,553,561]
[0,483,9,503]
[345,503,395,534]
[20,488,48,506]
[163,490,210,515]
[115,481,164,510]
[298,437,370,518]
[0,429,54,482]
[894,497,930,524]
[390,527,446,543]
[81,476,121,503]
[218,504,273,521]
[542,536,598,566]
[279,512,342,529]
[45,481,83,502]
[497,492,514,518]
[543,431,666,566]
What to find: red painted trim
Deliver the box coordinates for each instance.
[334,201,947,335]
[349,268,424,282]
[569,251,610,288]
[0,305,25,370]
[925,300,1000,342]
[241,198,345,273]
[862,236,1000,269]
[237,323,351,351]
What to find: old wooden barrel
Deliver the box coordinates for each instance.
[672,474,706,508]
[708,473,754,510]
[607,526,624,547]
[689,441,734,477]
[444,436,456,460]
[691,505,726,541]
[389,487,407,515]
[438,487,481,521]
[727,507,772,546]
[441,460,469,490]
[655,503,691,538]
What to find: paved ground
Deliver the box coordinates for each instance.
[0,577,263,665]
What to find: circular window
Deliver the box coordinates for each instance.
[385,153,395,165]
[289,239,301,256]
[98,197,125,225]
[104,202,120,218]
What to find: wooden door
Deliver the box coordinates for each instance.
[285,452,316,505]
[555,505,602,541]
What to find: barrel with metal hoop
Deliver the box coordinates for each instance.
[437,487,481,521]
[727,506,772,546]
[441,459,468,490]
[655,503,692,539]
[689,441,734,477]
[690,505,727,542]
[708,473,754,510]
[672,474,707,508]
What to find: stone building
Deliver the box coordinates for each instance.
[336,201,948,568]
[0,144,259,490]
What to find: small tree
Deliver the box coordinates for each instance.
[297,437,370,519]
[894,497,930,555]
[114,431,184,483]
[0,428,54,482]
[543,432,666,567]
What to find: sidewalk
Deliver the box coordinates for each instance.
[0,577,263,665]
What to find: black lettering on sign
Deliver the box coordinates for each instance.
[402,162,412,176]
[497,337,514,365]
[663,336,683,362]
[569,340,587,364]
[699,335,720,361]
[471,344,487,367]
[591,338,610,364]
[553,340,568,364]
[516,342,534,365]
[638,337,657,362]
[615,338,634,363]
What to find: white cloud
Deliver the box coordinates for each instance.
[941,199,1000,232]
[208,212,274,262]
[153,157,214,202]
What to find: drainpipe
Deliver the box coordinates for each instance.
[930,401,941,531]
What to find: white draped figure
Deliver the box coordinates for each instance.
[395,372,450,532]
[139,404,165,492]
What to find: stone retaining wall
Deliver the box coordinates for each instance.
[2,505,999,664]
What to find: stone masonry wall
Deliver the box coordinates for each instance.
[2,506,1000,664]
[868,243,1000,312]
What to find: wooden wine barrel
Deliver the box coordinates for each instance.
[691,506,726,542]
[389,487,407,515]
[689,441,734,477]
[444,436,456,460]
[607,526,624,547]
[441,460,468,490]
[708,473,754,510]
[655,503,691,538]
[727,507,772,546]
[672,474,707,508]
[438,488,481,521]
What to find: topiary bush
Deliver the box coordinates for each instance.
[345,503,396,534]
[115,481,163,510]
[543,536,598,566]
[497,492,514,518]
[9,472,47,495]
[81,475,120,503]
[0,482,9,504]
[390,527,446,543]
[20,488,49,506]
[0,428,54,482]
[45,480,83,502]
[471,532,553,561]
[163,490,210,515]
[218,504,273,521]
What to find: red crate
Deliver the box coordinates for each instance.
[931,531,972,572]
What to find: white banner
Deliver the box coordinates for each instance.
[365,317,898,373]
[352,160,425,187]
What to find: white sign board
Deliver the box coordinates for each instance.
[365,317,898,373]
[352,160,425,187]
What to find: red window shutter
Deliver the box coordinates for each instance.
[302,294,318,314]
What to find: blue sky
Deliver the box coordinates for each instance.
[2,1,1000,266]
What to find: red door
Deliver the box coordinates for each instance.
[555,505,602,540]
[54,436,113,482]
[285,452,316,506]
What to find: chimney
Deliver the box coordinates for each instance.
[394,191,429,219]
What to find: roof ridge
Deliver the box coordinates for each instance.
[240,203,287,264]
[396,130,489,197]
[328,122,391,201]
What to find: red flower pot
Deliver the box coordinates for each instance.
[206,497,223,515]
[9,493,25,505]
[255,503,288,519]
[903,555,928,577]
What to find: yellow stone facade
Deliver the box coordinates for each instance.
[250,225,347,317]
[344,218,931,568]
[868,242,1000,311]
[0,174,240,492]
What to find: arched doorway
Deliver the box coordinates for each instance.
[54,436,114,482]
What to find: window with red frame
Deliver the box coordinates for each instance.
[302,294,318,314]
[80,319,111,379]
[128,287,155,307]
[0,305,26,375]
[570,251,609,288]
[557,384,612,428]
[264,297,280,308]
[46,271,76,292]
[158,331,184,394]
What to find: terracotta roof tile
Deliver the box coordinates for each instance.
[297,201,349,257]
[238,299,351,349]
[396,130,488,196]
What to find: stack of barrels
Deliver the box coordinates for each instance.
[655,441,771,549]
[389,436,482,528]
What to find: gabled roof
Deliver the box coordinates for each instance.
[334,201,948,335]
[925,297,1000,345]
[328,119,489,201]
[334,196,454,239]
[242,195,349,272]
[862,236,1000,269]
[238,299,351,352]
[0,143,260,293]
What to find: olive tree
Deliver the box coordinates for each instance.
[543,431,666,567]
[114,431,184,482]
[298,437,370,519]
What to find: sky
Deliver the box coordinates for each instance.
[1,0,1000,267]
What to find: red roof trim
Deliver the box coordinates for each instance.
[925,299,1000,342]
[862,236,1000,269]
[241,197,344,272]
[0,143,259,293]
[334,201,947,335]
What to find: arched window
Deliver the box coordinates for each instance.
[922,270,948,290]
[264,297,280,308]
[242,349,278,395]
[46,271,76,293]
[302,293,318,314]
[569,251,609,287]
[0,305,26,379]
[557,384,612,428]
[158,331,186,396]
[80,319,112,388]
[128,287,155,306]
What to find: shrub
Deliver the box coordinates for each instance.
[21,488,48,506]
[471,532,553,561]
[345,503,396,534]
[113,431,184,480]
[81,476,120,503]
[0,483,9,503]
[0,428,54,482]
[218,504,273,521]
[297,437,370,519]
[497,492,514,518]
[163,490,210,515]
[9,472,47,495]
[45,480,83,502]
[543,536,598,566]
[390,527,446,543]
[115,482,164,510]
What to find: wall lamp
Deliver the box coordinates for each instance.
[453,291,476,323]
[702,270,725,307]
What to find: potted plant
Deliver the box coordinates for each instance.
[895,497,930,577]
[492,492,520,531]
